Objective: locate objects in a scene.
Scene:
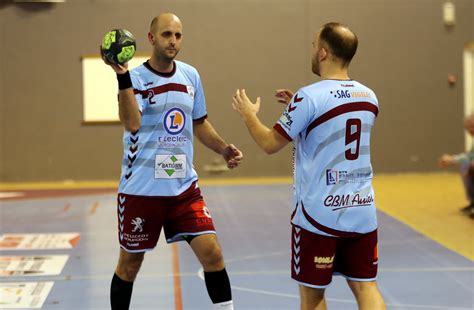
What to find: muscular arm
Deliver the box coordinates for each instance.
[232,89,290,154]
[118,87,141,133]
[193,119,243,169]
[193,119,228,154]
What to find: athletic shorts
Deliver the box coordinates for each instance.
[291,224,378,288]
[116,182,215,252]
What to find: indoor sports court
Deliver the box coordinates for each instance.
[1,0,473,309]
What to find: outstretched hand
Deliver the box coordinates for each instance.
[222,144,243,169]
[275,89,294,105]
[100,45,128,74]
[232,89,261,119]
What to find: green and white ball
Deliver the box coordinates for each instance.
[101,29,136,65]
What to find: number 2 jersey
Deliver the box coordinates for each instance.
[273,80,379,237]
[118,60,207,197]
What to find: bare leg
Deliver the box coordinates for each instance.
[189,234,225,271]
[347,280,386,310]
[299,285,326,310]
[115,248,145,281]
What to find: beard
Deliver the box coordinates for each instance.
[311,57,321,76]
[155,47,179,63]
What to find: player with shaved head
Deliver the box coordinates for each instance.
[102,13,241,310]
[233,22,386,309]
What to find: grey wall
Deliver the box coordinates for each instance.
[1,0,473,182]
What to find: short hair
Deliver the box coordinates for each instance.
[319,22,358,65]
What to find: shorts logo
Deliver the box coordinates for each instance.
[164,108,186,135]
[131,217,145,233]
[203,206,211,218]
[314,255,334,269]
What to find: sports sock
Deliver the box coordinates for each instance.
[110,273,134,310]
[204,268,233,305]
[213,300,234,309]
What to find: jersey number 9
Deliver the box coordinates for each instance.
[345,118,361,160]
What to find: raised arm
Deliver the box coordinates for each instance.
[232,89,290,154]
[101,50,141,132]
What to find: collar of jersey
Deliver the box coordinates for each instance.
[144,60,176,78]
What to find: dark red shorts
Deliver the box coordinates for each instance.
[291,224,378,288]
[116,182,215,252]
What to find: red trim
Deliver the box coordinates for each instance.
[193,115,208,123]
[305,102,378,138]
[134,83,189,99]
[273,124,293,141]
[301,202,362,238]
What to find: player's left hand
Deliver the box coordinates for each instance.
[222,144,243,169]
[232,89,260,119]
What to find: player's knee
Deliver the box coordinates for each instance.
[348,280,378,296]
[200,244,224,269]
[117,258,144,281]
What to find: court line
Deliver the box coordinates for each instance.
[195,268,473,310]
[88,202,99,216]
[171,243,183,310]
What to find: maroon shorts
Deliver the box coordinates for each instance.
[116,182,215,252]
[291,224,378,288]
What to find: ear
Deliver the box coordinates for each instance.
[319,47,328,61]
[147,32,155,45]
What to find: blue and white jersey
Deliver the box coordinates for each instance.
[118,60,207,196]
[274,80,379,237]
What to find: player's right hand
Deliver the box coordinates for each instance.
[438,154,455,167]
[275,89,294,105]
[100,45,128,74]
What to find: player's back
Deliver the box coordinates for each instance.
[292,79,379,237]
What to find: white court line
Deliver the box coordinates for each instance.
[196,268,472,309]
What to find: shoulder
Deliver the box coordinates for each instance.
[129,63,148,80]
[352,80,379,105]
[296,81,331,103]
[175,60,199,76]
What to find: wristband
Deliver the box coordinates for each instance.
[117,71,133,90]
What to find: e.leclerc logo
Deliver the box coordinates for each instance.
[164,108,186,135]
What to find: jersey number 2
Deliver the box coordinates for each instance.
[345,118,361,160]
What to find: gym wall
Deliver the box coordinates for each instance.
[0,0,473,182]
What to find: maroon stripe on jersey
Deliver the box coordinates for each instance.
[273,124,293,141]
[305,102,378,138]
[301,202,362,238]
[193,115,208,123]
[134,83,189,98]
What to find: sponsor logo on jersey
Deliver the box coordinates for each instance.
[164,108,186,135]
[330,90,371,99]
[158,136,188,148]
[155,154,186,179]
[186,85,195,97]
[324,193,374,210]
[279,111,293,131]
[325,169,372,185]
[314,255,334,269]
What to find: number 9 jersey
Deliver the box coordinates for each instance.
[273,80,379,237]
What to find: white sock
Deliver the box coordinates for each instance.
[214,300,233,309]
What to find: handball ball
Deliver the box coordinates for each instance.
[101,29,136,65]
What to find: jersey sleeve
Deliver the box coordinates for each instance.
[130,73,148,113]
[192,72,208,121]
[273,90,314,141]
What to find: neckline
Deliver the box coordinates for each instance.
[144,60,176,78]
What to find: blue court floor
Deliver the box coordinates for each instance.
[0,183,473,309]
